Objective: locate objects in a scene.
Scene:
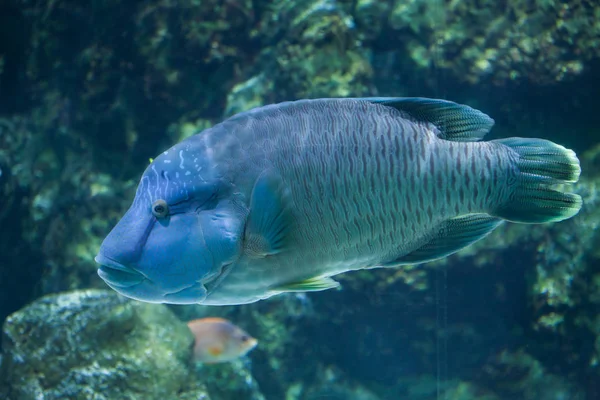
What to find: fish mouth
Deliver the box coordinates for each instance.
[246,338,258,350]
[95,253,145,288]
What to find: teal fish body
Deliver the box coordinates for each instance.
[96,98,582,305]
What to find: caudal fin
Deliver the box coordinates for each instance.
[492,138,582,223]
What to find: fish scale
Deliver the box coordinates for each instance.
[216,101,500,293]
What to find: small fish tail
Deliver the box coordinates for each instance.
[491,138,582,223]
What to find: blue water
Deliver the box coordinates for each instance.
[0,1,598,399]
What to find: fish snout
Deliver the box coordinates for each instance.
[245,337,258,351]
[98,208,154,266]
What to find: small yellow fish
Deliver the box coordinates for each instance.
[187,317,257,363]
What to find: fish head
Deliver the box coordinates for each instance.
[218,323,258,360]
[231,327,258,356]
[96,137,247,304]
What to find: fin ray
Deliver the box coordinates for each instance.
[272,276,340,292]
[492,138,582,223]
[244,171,294,257]
[366,97,494,142]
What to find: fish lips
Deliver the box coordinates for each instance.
[244,337,259,353]
[96,253,145,288]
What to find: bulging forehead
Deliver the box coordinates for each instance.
[134,138,213,206]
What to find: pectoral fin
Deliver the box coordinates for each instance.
[382,214,503,267]
[271,276,340,293]
[244,171,294,258]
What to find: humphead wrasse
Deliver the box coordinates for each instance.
[95,97,582,305]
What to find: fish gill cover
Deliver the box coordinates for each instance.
[0,0,599,399]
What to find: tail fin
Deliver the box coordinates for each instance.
[492,138,582,223]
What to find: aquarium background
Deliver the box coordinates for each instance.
[1,1,599,399]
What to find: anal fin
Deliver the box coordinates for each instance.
[382,214,503,267]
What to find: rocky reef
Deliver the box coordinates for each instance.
[356,0,600,85]
[0,289,209,400]
[1,0,599,399]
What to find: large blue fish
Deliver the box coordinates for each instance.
[95,98,581,305]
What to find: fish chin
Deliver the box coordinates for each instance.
[103,280,166,304]
[96,253,209,304]
[163,283,209,304]
[244,338,258,353]
[107,280,208,304]
[98,265,145,288]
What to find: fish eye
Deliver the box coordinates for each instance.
[240,334,250,342]
[151,199,169,218]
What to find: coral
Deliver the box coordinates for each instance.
[0,102,136,311]
[0,116,45,329]
[194,360,265,400]
[285,364,382,400]
[2,0,262,170]
[0,289,209,400]
[384,375,500,400]
[224,0,373,116]
[355,0,600,85]
[478,350,585,400]
[224,73,274,117]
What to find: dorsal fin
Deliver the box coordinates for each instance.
[366,97,495,142]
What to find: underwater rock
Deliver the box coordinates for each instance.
[195,360,265,400]
[0,289,209,400]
